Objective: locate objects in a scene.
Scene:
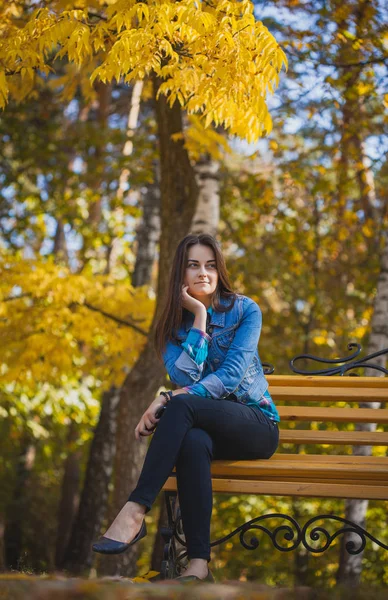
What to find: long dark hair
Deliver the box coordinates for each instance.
[154,234,237,360]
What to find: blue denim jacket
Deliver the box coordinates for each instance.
[163,294,274,410]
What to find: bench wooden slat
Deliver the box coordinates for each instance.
[209,459,388,481]
[164,477,388,500]
[267,375,388,389]
[171,454,387,467]
[232,476,388,486]
[279,406,388,423]
[270,454,386,463]
[279,429,388,446]
[270,386,387,402]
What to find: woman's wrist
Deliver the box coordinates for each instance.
[157,388,187,405]
[160,390,174,403]
[194,303,207,315]
[193,308,207,334]
[171,387,188,396]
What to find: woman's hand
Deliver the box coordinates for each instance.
[135,396,166,440]
[181,284,207,315]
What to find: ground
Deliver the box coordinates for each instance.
[0,575,387,600]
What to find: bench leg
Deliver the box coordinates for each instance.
[159,491,189,579]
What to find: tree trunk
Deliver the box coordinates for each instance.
[88,80,111,227]
[132,163,161,288]
[4,442,36,570]
[363,238,388,372]
[337,237,388,585]
[0,519,5,572]
[53,219,68,264]
[108,80,146,276]
[118,80,144,179]
[55,422,82,568]
[191,156,220,236]
[79,81,111,266]
[100,75,199,577]
[334,2,386,582]
[61,387,120,574]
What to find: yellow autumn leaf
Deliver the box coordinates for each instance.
[0,0,286,141]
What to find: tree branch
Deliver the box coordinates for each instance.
[320,56,388,68]
[3,293,30,302]
[2,294,148,336]
[81,302,148,336]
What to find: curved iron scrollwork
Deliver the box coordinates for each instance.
[210,514,301,553]
[262,362,275,375]
[302,515,388,554]
[171,512,388,559]
[290,343,388,376]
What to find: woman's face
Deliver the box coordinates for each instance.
[183,244,219,300]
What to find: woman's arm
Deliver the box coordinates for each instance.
[162,305,209,387]
[198,298,262,399]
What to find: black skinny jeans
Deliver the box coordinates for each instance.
[128,393,279,562]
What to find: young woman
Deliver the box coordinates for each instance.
[93,233,280,582]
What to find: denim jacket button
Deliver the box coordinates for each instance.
[214,358,219,363]
[208,327,213,333]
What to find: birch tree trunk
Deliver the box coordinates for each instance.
[132,164,161,289]
[53,219,68,264]
[334,1,387,583]
[79,81,111,265]
[191,156,220,236]
[111,80,149,276]
[337,235,388,585]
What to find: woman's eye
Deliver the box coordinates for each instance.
[187,264,216,269]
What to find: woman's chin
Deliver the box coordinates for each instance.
[190,290,213,298]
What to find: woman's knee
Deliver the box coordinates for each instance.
[177,428,213,463]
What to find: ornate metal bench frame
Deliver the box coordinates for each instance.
[160,344,388,579]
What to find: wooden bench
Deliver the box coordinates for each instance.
[161,374,388,577]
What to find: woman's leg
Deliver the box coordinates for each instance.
[102,393,201,545]
[175,428,214,563]
[105,394,278,553]
[173,398,278,577]
[128,393,278,511]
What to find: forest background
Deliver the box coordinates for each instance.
[0,0,387,591]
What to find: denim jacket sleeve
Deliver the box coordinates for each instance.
[162,328,211,387]
[199,298,262,399]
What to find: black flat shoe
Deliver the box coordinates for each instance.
[175,568,215,583]
[92,520,146,555]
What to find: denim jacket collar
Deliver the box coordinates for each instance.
[184,295,231,331]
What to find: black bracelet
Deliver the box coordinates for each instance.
[160,390,173,403]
